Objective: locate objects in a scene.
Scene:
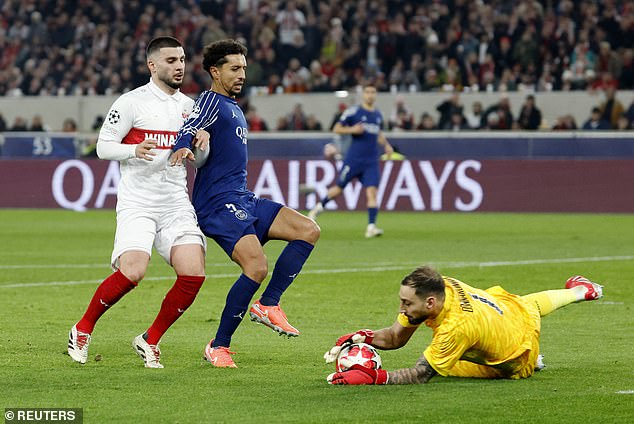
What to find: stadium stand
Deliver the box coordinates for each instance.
[1,0,634,131]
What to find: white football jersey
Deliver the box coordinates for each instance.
[98,79,194,211]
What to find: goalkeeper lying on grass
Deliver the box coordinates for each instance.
[324,265,602,385]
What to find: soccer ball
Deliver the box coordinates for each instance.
[336,343,382,372]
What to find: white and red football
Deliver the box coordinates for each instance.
[335,343,382,372]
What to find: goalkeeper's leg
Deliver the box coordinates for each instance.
[522,275,602,317]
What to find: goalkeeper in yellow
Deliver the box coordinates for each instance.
[324,265,603,385]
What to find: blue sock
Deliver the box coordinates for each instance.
[368,207,378,225]
[212,274,260,348]
[260,240,314,306]
[320,196,330,207]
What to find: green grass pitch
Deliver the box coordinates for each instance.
[1,209,633,423]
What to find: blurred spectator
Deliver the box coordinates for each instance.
[305,114,323,131]
[267,74,284,95]
[282,58,310,93]
[482,96,514,130]
[286,103,308,130]
[388,59,405,91]
[416,112,436,130]
[582,107,611,130]
[276,116,290,131]
[589,71,618,92]
[29,115,46,131]
[62,118,77,132]
[0,113,6,132]
[246,106,268,132]
[307,60,329,92]
[552,114,578,131]
[180,74,201,96]
[388,95,414,131]
[626,99,634,125]
[596,41,622,82]
[615,113,631,130]
[567,40,597,90]
[598,87,625,128]
[91,115,104,131]
[464,101,483,129]
[436,93,463,130]
[275,0,306,47]
[2,0,634,99]
[443,111,468,131]
[9,117,28,131]
[619,49,634,89]
[517,95,543,130]
[82,115,104,158]
[512,29,539,75]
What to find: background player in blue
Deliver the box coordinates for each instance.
[308,84,393,238]
[170,39,320,368]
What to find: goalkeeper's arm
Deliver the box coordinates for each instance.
[324,321,418,364]
[370,321,418,350]
[386,353,438,384]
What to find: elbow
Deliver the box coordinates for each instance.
[96,142,106,159]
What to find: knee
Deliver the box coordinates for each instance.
[243,257,268,282]
[303,218,321,244]
[119,266,145,283]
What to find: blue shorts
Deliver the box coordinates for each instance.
[197,192,283,257]
[336,160,380,188]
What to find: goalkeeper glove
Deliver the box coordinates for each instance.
[323,329,375,363]
[327,365,389,385]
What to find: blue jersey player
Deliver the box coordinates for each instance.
[308,84,393,238]
[170,39,320,368]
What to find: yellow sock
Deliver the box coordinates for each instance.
[522,289,579,317]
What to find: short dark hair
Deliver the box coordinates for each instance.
[202,39,248,75]
[146,36,182,58]
[401,266,445,299]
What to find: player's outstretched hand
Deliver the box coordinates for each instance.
[169,147,194,166]
[323,329,374,363]
[327,365,388,385]
[135,139,158,161]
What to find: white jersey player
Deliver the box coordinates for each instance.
[67,36,207,369]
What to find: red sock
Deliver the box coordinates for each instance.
[145,275,205,345]
[76,270,137,334]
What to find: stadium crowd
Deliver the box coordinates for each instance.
[2,0,634,130]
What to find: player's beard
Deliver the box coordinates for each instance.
[227,77,244,97]
[159,70,183,90]
[165,78,183,90]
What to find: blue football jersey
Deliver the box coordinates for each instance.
[173,90,249,214]
[339,105,383,163]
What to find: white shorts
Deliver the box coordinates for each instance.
[111,206,206,270]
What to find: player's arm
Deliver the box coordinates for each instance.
[170,91,216,165]
[370,320,418,350]
[377,131,394,157]
[386,353,438,384]
[96,98,160,162]
[324,318,418,364]
[333,121,364,135]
